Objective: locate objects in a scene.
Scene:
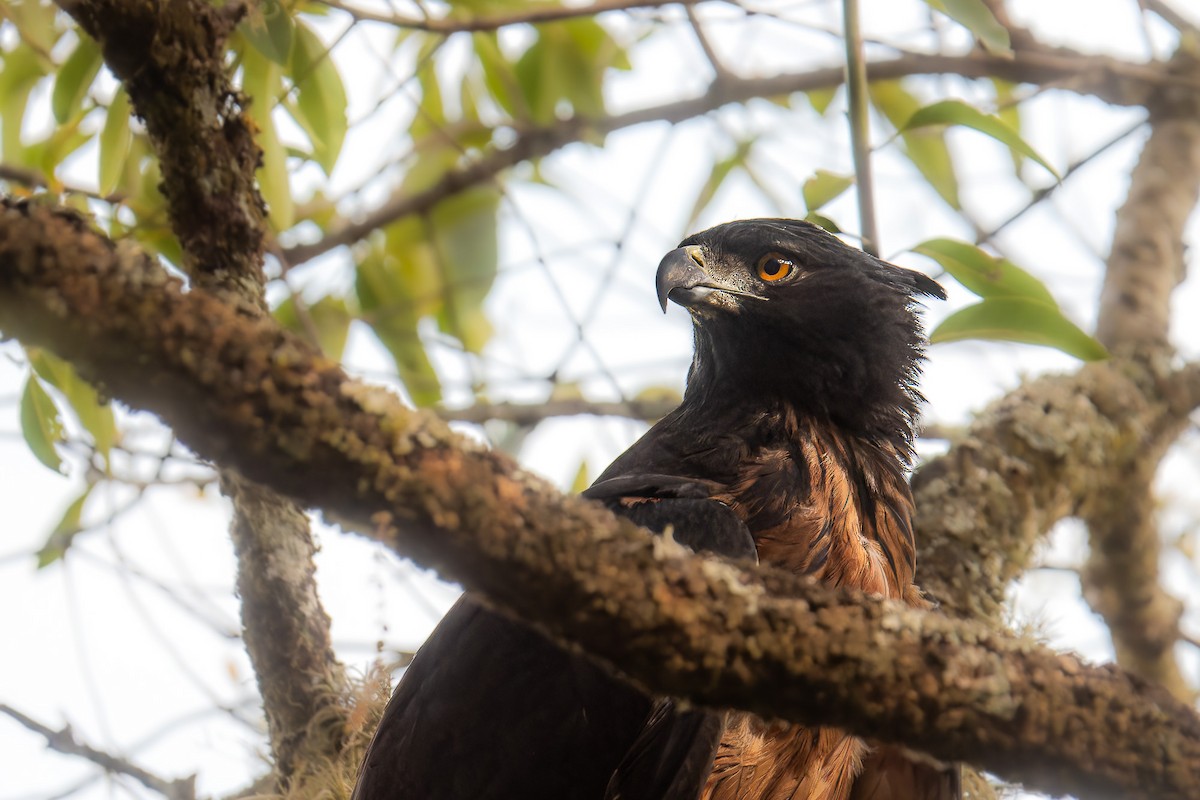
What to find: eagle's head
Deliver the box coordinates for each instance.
[657,218,944,449]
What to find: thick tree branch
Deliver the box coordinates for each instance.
[52,0,350,785]
[55,0,267,303]
[0,702,195,800]
[3,201,1200,800]
[1075,46,1200,701]
[912,355,1200,621]
[1096,49,1200,348]
[281,48,1191,265]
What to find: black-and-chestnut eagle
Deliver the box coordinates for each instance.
[351,218,960,800]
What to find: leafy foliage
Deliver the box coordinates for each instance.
[0,0,1120,475]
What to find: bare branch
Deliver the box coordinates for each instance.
[320,0,697,32]
[0,703,196,800]
[842,0,880,255]
[3,200,1200,799]
[438,397,677,425]
[281,48,1194,265]
[1140,0,1200,33]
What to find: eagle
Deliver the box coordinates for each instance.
[351,218,959,800]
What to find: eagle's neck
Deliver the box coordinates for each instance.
[681,325,924,464]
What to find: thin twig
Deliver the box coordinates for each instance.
[1140,0,1198,33]
[439,397,677,425]
[842,0,879,256]
[0,703,196,800]
[975,119,1146,245]
[279,48,1183,266]
[318,0,697,32]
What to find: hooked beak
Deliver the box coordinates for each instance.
[656,245,713,312]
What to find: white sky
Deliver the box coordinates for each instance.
[2,1,1198,799]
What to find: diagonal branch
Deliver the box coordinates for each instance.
[320,0,697,31]
[3,200,1200,800]
[0,702,195,800]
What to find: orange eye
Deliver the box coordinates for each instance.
[756,253,794,282]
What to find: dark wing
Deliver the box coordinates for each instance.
[849,745,962,800]
[351,597,654,800]
[583,475,755,800]
[352,465,753,800]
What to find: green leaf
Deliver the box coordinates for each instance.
[925,0,1011,54]
[931,298,1108,361]
[356,235,442,406]
[288,21,347,174]
[870,81,960,209]
[240,0,295,64]
[913,238,1057,306]
[20,374,64,473]
[804,211,841,233]
[51,35,102,124]
[6,0,59,52]
[686,141,753,230]
[802,170,854,212]
[27,114,91,175]
[514,17,626,124]
[242,44,294,229]
[274,294,353,360]
[98,86,132,195]
[991,78,1024,174]
[473,32,521,117]
[902,99,1059,179]
[428,187,500,353]
[0,43,50,161]
[38,483,94,568]
[805,87,838,115]
[29,349,116,463]
[570,460,591,495]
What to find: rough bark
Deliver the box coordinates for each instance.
[1075,46,1200,703]
[52,0,349,784]
[3,200,1200,800]
[56,0,266,302]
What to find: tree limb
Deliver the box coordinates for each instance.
[1076,46,1200,702]
[438,397,678,425]
[281,48,1191,265]
[318,0,696,32]
[3,199,1200,800]
[912,355,1200,621]
[0,702,196,800]
[52,0,351,785]
[55,0,266,302]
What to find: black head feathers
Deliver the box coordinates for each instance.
[657,218,942,456]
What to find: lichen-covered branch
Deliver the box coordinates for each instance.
[1074,46,1200,701]
[3,201,1200,800]
[55,0,266,302]
[1096,49,1200,348]
[911,355,1200,622]
[51,0,350,785]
